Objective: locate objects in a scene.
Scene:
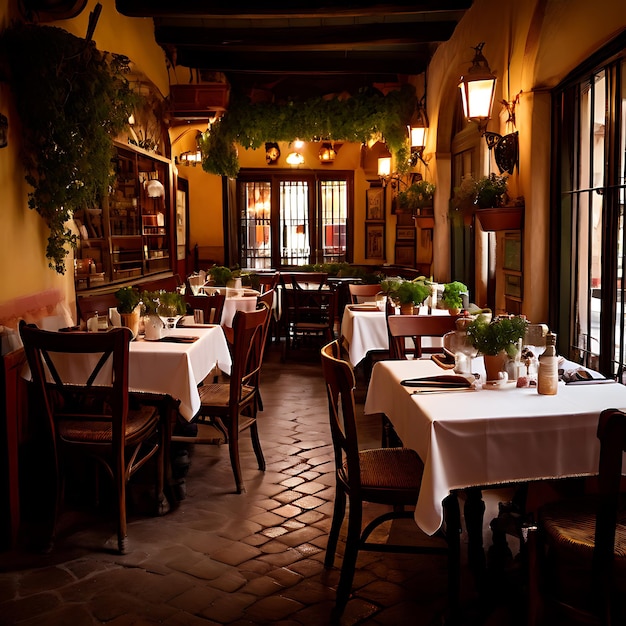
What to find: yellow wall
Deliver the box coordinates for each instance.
[0,0,169,319]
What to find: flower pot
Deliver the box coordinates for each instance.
[400,303,415,315]
[120,309,140,339]
[448,307,461,316]
[483,352,509,382]
[477,206,524,231]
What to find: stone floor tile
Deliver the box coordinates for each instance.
[211,543,262,566]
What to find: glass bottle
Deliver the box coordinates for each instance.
[537,332,558,395]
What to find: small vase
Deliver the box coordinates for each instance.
[144,315,163,341]
[448,307,461,316]
[400,303,414,315]
[120,309,140,339]
[483,352,509,382]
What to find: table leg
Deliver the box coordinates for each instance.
[464,487,486,574]
[443,493,461,625]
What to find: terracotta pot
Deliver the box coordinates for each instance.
[120,309,140,339]
[400,303,414,315]
[483,352,509,382]
[448,307,461,316]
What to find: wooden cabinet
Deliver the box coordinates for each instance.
[75,143,174,291]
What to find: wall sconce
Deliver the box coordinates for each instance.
[286,151,304,167]
[265,142,280,165]
[0,113,8,149]
[377,144,392,184]
[178,131,202,166]
[459,43,519,175]
[408,99,428,167]
[318,142,340,164]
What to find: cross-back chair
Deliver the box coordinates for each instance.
[172,307,270,493]
[320,339,460,620]
[387,313,459,360]
[282,286,336,360]
[348,283,381,304]
[527,407,626,625]
[19,322,167,554]
[184,293,226,325]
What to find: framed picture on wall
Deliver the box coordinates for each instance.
[365,222,385,260]
[366,187,385,221]
[503,233,522,272]
[396,226,415,241]
[395,244,415,267]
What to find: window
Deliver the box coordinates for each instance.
[553,34,626,378]
[238,171,353,269]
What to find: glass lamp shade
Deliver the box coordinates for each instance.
[410,125,426,150]
[459,76,497,123]
[377,156,392,177]
[286,152,305,166]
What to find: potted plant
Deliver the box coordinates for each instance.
[207,265,234,287]
[396,180,436,227]
[115,286,142,337]
[441,281,468,315]
[390,280,431,315]
[466,314,528,381]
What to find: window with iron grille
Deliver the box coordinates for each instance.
[238,171,353,269]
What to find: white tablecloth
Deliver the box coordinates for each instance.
[130,327,231,420]
[341,305,448,365]
[221,296,258,327]
[364,358,626,535]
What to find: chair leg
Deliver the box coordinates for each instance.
[249,421,265,471]
[334,493,363,616]
[443,493,462,623]
[325,485,346,568]
[115,461,128,554]
[223,417,245,494]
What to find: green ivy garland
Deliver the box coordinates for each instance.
[200,84,416,178]
[1,23,139,273]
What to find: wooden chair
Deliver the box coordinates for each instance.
[282,287,336,360]
[320,339,460,619]
[527,408,626,625]
[183,293,226,325]
[348,283,381,304]
[285,272,328,290]
[387,313,459,360]
[19,322,167,554]
[76,293,119,324]
[173,307,270,493]
[134,274,182,293]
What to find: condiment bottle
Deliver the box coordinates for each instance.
[537,332,558,395]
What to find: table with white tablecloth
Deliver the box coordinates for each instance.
[364,357,626,536]
[341,305,449,366]
[129,326,231,420]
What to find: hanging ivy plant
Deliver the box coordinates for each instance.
[0,23,139,273]
[200,84,416,178]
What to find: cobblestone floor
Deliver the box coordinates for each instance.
[0,342,526,625]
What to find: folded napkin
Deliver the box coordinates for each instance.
[158,336,199,343]
[400,374,475,389]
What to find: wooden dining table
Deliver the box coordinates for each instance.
[364,357,626,546]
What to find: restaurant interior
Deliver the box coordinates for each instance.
[1,1,626,624]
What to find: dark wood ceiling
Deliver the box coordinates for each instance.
[115,1,473,101]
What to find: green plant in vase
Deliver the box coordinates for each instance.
[391,280,431,315]
[466,314,528,381]
[441,281,468,314]
[115,286,141,338]
[396,180,436,215]
[207,265,233,287]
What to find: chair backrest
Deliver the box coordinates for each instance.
[283,272,328,290]
[321,339,361,489]
[387,314,459,359]
[184,293,226,324]
[77,293,119,324]
[135,274,182,293]
[254,272,279,293]
[283,286,336,332]
[348,283,381,304]
[592,408,626,594]
[19,322,132,449]
[230,307,270,406]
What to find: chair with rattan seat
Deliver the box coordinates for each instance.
[19,322,167,554]
[320,339,460,620]
[387,313,459,360]
[173,307,269,493]
[348,283,381,304]
[527,407,626,625]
